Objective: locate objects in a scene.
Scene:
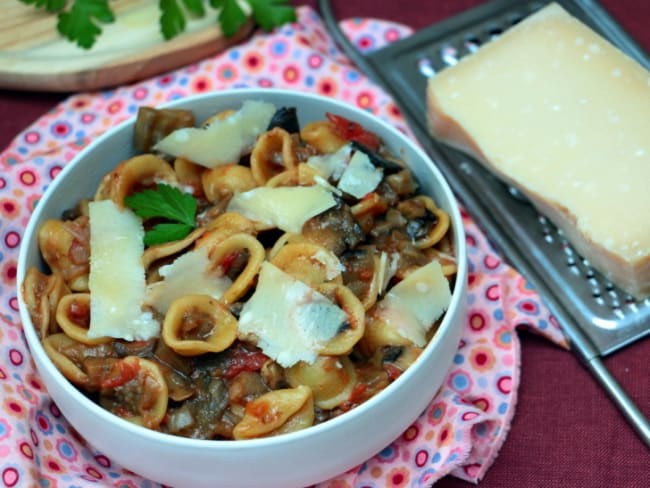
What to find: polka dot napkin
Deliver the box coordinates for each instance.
[0,7,568,488]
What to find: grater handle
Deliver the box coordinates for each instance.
[317,0,650,449]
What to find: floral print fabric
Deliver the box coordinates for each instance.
[0,7,567,488]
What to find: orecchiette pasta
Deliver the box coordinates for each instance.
[232,385,314,439]
[251,127,299,185]
[94,154,178,206]
[163,294,238,355]
[22,101,456,441]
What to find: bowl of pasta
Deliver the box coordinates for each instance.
[17,88,467,488]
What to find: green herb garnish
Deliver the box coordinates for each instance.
[18,0,297,49]
[124,184,197,247]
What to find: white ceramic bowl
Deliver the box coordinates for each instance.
[17,88,467,488]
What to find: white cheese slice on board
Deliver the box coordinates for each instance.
[238,262,347,367]
[226,185,337,234]
[153,100,276,168]
[87,200,159,341]
[427,2,650,298]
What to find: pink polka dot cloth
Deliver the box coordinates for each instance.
[0,7,569,488]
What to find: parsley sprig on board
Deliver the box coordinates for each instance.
[124,184,198,247]
[18,0,296,49]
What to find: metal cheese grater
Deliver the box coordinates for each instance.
[318,0,650,446]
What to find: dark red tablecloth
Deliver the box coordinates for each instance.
[1,1,648,487]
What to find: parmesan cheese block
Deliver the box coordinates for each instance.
[87,200,160,341]
[238,262,347,367]
[426,3,650,298]
[226,185,337,234]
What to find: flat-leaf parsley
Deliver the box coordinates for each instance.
[18,0,296,49]
[124,184,198,247]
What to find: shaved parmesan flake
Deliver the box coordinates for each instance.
[306,144,352,180]
[153,100,276,168]
[238,262,347,367]
[87,200,159,341]
[337,150,383,198]
[375,260,451,346]
[145,246,231,314]
[226,185,337,234]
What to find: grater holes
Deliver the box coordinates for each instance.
[416,56,436,78]
[440,44,460,66]
[463,36,481,53]
[487,26,503,39]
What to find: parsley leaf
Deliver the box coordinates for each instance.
[56,0,114,49]
[18,0,296,49]
[247,0,296,32]
[182,0,205,16]
[160,0,186,40]
[142,223,196,247]
[124,184,198,246]
[210,0,247,37]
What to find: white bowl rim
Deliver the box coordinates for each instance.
[16,87,467,452]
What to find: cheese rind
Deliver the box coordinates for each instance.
[87,200,160,340]
[426,3,650,298]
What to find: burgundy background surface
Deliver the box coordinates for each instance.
[1,1,648,487]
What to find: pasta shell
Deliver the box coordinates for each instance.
[270,242,343,287]
[300,120,347,154]
[198,212,258,245]
[174,157,204,197]
[94,154,177,206]
[162,295,238,356]
[206,232,266,305]
[339,248,381,311]
[142,226,205,272]
[202,164,257,202]
[55,293,111,346]
[264,168,298,188]
[43,333,91,387]
[232,385,314,439]
[38,217,90,292]
[358,306,415,356]
[398,195,450,249]
[21,267,69,339]
[314,283,365,356]
[286,356,357,410]
[266,232,306,260]
[251,127,298,185]
[99,356,168,430]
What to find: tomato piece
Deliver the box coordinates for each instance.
[219,250,241,275]
[326,112,381,151]
[100,358,140,389]
[384,363,403,381]
[223,346,269,379]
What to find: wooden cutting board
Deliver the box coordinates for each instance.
[0,0,254,92]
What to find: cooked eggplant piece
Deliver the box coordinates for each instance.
[350,141,403,174]
[267,106,300,134]
[302,200,365,255]
[134,107,195,152]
